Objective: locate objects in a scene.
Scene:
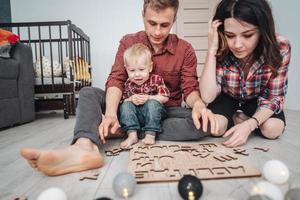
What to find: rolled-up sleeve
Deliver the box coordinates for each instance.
[258,38,291,113]
[156,76,170,97]
[181,43,199,100]
[216,64,223,95]
[105,37,129,92]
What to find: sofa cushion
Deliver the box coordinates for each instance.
[0,43,12,58]
[0,58,18,79]
[0,79,18,99]
[0,42,34,129]
[0,98,20,128]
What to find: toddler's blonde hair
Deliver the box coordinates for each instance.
[123,43,152,67]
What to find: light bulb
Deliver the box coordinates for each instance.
[188,191,195,200]
[123,188,129,199]
[112,172,136,198]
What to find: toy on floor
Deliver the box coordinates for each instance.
[105,147,132,156]
[13,197,28,200]
[253,147,270,152]
[178,175,203,200]
[79,171,100,181]
[262,160,289,184]
[129,142,261,183]
[105,147,124,156]
[233,148,249,156]
[251,181,283,200]
[284,188,300,200]
[112,172,136,198]
[248,194,272,200]
[37,187,67,200]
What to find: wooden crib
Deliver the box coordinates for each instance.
[0,20,92,119]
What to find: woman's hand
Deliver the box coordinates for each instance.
[222,121,253,147]
[208,19,222,55]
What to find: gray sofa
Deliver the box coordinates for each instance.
[0,42,35,128]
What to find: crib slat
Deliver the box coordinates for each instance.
[38,25,44,87]
[59,25,65,86]
[49,25,55,89]
[0,20,91,118]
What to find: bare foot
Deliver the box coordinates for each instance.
[143,134,156,145]
[120,132,138,149]
[20,148,39,170]
[20,142,103,176]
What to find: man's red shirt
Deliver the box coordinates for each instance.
[105,31,199,107]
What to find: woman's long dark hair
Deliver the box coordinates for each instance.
[213,0,282,75]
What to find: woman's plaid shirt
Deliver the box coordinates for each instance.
[216,35,291,113]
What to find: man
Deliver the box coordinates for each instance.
[21,0,218,176]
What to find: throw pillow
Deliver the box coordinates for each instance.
[0,28,20,58]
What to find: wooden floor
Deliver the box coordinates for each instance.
[0,110,300,200]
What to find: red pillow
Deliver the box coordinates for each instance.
[0,29,20,58]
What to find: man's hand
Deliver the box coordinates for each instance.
[192,100,219,134]
[222,121,252,147]
[98,115,120,144]
[129,94,149,105]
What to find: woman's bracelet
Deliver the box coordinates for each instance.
[250,116,260,128]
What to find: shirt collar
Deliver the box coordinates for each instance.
[251,56,265,71]
[141,31,175,55]
[222,53,265,71]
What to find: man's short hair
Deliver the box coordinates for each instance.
[143,0,179,15]
[123,43,152,67]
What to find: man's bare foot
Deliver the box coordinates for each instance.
[142,134,156,145]
[20,139,103,176]
[120,132,138,149]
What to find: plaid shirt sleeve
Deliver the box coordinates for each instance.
[152,74,170,97]
[258,36,291,113]
[215,64,223,95]
[122,80,131,100]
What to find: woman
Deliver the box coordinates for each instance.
[200,0,291,147]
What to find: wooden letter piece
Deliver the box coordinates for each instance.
[13,197,28,200]
[253,147,270,152]
[80,172,100,181]
[233,148,249,156]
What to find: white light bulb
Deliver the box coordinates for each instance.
[112,172,136,198]
[123,188,129,199]
[262,160,289,184]
[251,181,283,200]
[37,187,67,200]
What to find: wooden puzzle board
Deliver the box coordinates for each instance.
[128,142,261,183]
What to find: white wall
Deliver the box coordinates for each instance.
[11,0,144,88]
[10,0,300,111]
[269,0,300,111]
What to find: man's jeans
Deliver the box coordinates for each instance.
[119,100,166,135]
[72,87,209,150]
